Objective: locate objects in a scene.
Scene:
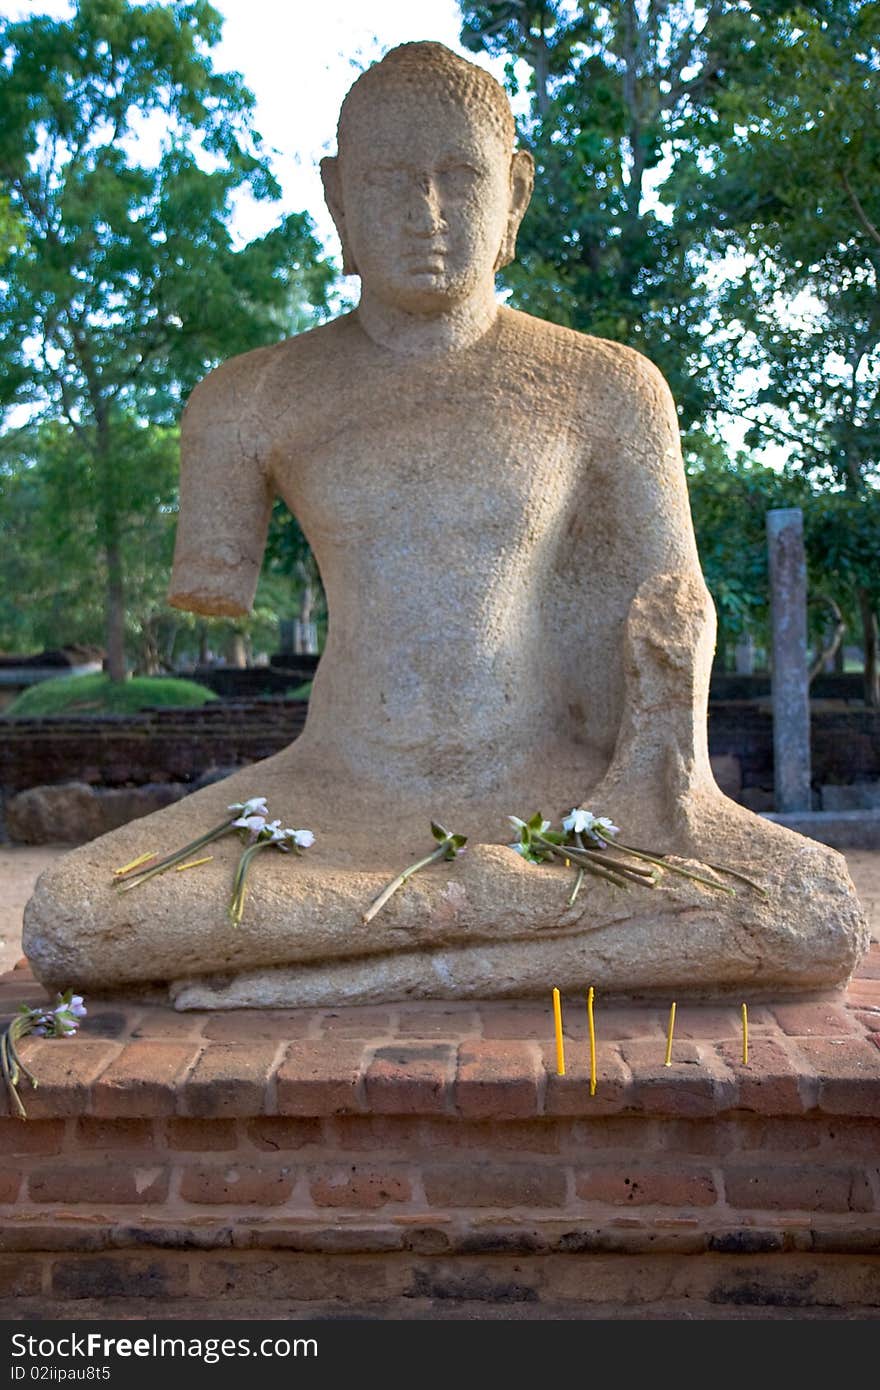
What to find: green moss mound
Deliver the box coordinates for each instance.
[3,673,219,717]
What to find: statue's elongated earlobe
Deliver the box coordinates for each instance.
[496,149,535,271]
[320,156,359,276]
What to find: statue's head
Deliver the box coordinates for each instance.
[321,42,534,313]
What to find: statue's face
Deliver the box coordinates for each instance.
[333,88,517,313]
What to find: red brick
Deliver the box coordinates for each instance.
[725,1116,822,1152]
[819,1118,880,1156]
[2,1040,117,1119]
[193,1252,387,1301]
[619,1040,733,1116]
[202,1010,315,1041]
[854,944,880,979]
[854,1010,880,1032]
[396,1007,480,1038]
[671,1005,773,1040]
[0,1254,43,1297]
[717,1038,806,1115]
[422,1162,567,1208]
[318,1008,395,1038]
[90,1041,201,1117]
[179,1163,296,1205]
[29,1164,169,1204]
[575,1166,717,1207]
[791,1037,880,1116]
[543,1041,630,1116]
[364,1044,455,1114]
[0,1118,64,1155]
[0,1170,21,1202]
[51,1253,188,1299]
[133,1009,207,1039]
[165,1118,238,1151]
[0,1222,112,1253]
[75,1118,155,1150]
[329,1115,423,1150]
[246,1116,323,1150]
[182,1043,279,1117]
[276,1041,367,1115]
[724,1164,874,1213]
[478,1002,563,1040]
[770,1001,860,1037]
[420,1117,561,1153]
[80,1006,140,1040]
[308,1165,412,1208]
[844,980,880,1010]
[454,1041,542,1119]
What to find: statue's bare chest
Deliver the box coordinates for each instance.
[268,360,588,549]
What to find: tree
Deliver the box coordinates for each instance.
[457,1,753,432]
[0,0,335,678]
[673,0,880,697]
[0,416,178,660]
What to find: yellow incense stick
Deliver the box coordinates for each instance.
[113,851,157,877]
[742,1002,749,1065]
[587,986,597,1097]
[175,856,214,872]
[552,987,565,1075]
[664,1001,676,1066]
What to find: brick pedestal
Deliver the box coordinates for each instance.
[2,955,880,1319]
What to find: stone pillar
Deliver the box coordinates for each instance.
[766,508,812,811]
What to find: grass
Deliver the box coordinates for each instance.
[3,673,219,718]
[284,680,313,699]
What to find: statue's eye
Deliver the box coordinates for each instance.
[364,166,410,192]
[435,164,480,197]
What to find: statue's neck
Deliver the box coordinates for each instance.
[355,283,500,357]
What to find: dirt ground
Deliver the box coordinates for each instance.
[2,843,879,980]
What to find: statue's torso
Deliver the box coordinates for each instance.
[235,308,659,784]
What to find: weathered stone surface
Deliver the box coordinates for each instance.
[23,41,868,1005]
[7,782,186,845]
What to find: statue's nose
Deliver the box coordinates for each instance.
[406,175,446,235]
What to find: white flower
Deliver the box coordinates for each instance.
[268,826,315,852]
[594,816,620,840]
[508,816,527,830]
[232,813,267,835]
[228,796,269,818]
[562,808,598,834]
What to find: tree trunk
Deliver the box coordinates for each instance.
[858,587,879,706]
[104,532,127,682]
[227,629,247,668]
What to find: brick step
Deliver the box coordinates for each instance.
[1,1251,880,1313]
[2,956,879,1310]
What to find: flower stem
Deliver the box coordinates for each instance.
[363,844,450,924]
[614,842,736,896]
[115,821,234,892]
[568,867,585,906]
[228,841,270,927]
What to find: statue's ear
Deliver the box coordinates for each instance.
[320,156,358,276]
[496,149,535,271]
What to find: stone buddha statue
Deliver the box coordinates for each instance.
[23,42,868,1007]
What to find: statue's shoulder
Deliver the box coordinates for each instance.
[499,307,671,401]
[184,315,356,420]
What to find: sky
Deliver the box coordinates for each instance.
[6,0,515,260]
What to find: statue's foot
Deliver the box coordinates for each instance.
[22,756,869,1004]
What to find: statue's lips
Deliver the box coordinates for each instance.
[403,247,448,274]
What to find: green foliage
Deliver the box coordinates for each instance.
[0,0,336,676]
[458,0,749,431]
[672,0,880,491]
[3,671,218,717]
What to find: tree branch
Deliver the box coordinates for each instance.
[841,169,880,248]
